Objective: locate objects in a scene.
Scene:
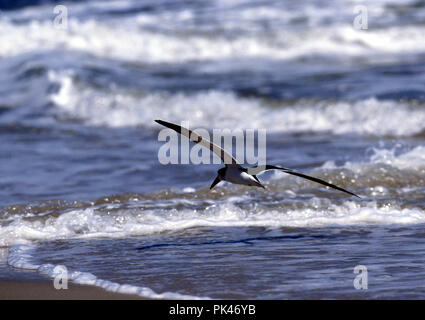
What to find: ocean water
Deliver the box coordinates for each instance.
[1,0,425,299]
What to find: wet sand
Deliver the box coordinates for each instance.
[0,253,145,300]
[0,279,144,300]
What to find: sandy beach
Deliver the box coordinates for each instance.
[0,279,144,300]
[0,260,143,300]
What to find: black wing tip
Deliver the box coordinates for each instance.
[339,189,361,198]
[318,182,361,199]
[155,119,174,126]
[274,166,361,199]
[325,185,361,199]
[154,119,182,133]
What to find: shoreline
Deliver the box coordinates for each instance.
[0,261,144,300]
[0,279,145,300]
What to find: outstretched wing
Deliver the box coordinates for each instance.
[155,120,239,166]
[248,165,360,198]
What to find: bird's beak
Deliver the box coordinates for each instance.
[210,176,222,190]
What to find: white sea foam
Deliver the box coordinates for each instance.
[1,11,425,64]
[1,198,424,248]
[322,146,425,172]
[368,146,425,171]
[48,70,425,136]
[7,244,207,299]
[2,145,422,248]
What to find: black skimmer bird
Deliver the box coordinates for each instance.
[155,120,360,198]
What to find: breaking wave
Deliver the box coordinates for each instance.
[48,70,425,136]
[1,10,425,64]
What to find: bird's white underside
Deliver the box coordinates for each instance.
[224,166,262,187]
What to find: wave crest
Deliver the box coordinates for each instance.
[48,70,425,136]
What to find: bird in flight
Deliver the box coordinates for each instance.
[155,120,360,198]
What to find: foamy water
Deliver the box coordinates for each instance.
[44,69,425,136]
[1,145,424,245]
[2,3,425,64]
